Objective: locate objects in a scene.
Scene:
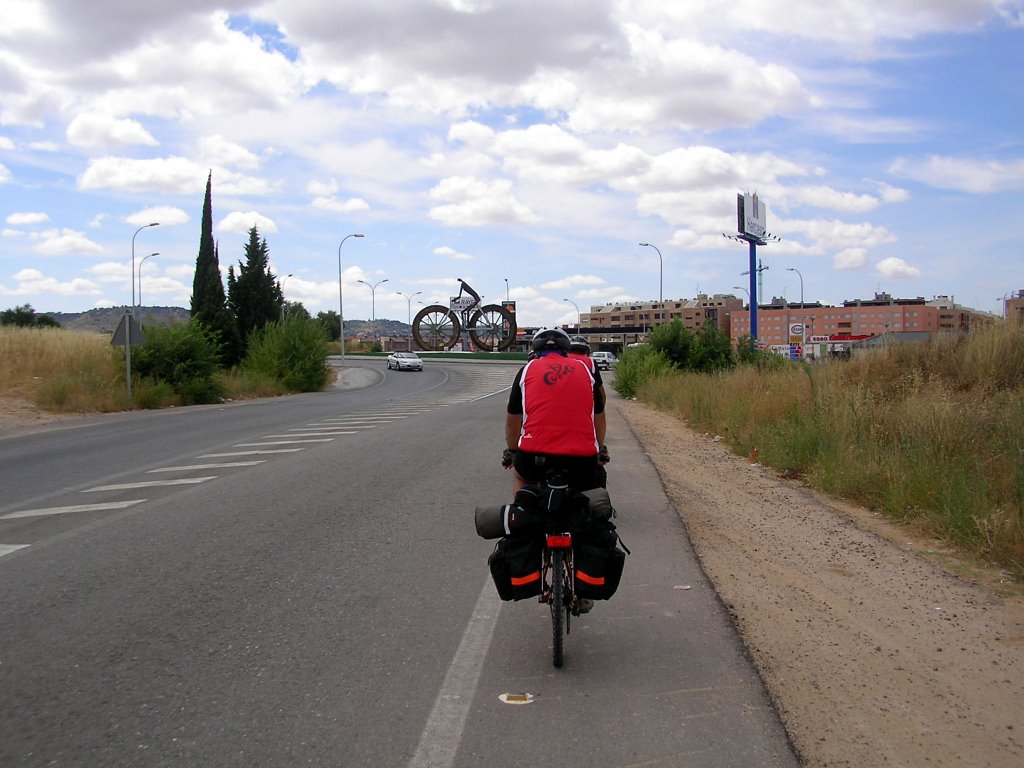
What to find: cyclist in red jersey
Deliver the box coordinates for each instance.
[504,328,607,493]
[568,335,596,373]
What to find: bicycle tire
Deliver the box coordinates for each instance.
[469,304,517,352]
[551,548,565,668]
[412,305,460,350]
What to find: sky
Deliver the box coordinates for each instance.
[1,0,1022,328]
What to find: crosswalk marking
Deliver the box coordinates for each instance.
[0,544,30,557]
[1,499,147,520]
[83,477,216,492]
[147,461,265,473]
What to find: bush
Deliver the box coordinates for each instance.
[132,320,224,405]
[648,319,735,372]
[611,344,675,398]
[244,316,330,392]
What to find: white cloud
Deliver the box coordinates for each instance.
[433,245,473,260]
[78,156,272,196]
[198,134,261,170]
[0,164,12,183]
[9,268,102,297]
[125,206,189,228]
[311,196,371,213]
[6,212,49,225]
[307,178,339,196]
[429,176,538,226]
[540,275,606,291]
[834,248,869,270]
[219,211,278,235]
[31,229,104,255]
[66,113,157,149]
[0,137,15,150]
[889,155,1024,194]
[876,257,921,279]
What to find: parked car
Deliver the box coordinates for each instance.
[387,351,424,371]
[590,351,619,370]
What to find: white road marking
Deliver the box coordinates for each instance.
[234,439,334,446]
[147,461,265,473]
[407,580,502,768]
[1,499,147,520]
[83,478,216,492]
[0,544,30,557]
[197,449,305,457]
[261,431,357,438]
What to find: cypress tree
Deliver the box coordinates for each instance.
[189,172,242,365]
[227,225,283,350]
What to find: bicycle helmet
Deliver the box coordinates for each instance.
[569,335,591,354]
[531,327,571,354]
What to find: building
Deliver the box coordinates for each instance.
[1003,290,1024,324]
[580,294,745,348]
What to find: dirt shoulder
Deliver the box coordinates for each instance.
[615,397,1024,768]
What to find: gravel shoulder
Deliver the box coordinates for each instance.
[615,397,1024,767]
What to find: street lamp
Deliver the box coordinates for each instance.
[338,233,364,362]
[137,252,158,309]
[786,267,804,308]
[131,222,159,307]
[732,285,750,305]
[397,290,422,351]
[358,278,390,324]
[504,278,509,302]
[638,242,662,323]
[280,273,294,320]
[563,297,580,328]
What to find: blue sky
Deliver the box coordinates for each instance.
[1,0,1022,327]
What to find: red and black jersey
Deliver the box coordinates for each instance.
[507,352,603,457]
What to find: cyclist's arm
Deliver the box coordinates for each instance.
[506,413,522,451]
[595,411,607,449]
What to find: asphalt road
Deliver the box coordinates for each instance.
[0,359,797,767]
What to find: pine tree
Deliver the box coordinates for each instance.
[189,172,242,365]
[227,225,283,350]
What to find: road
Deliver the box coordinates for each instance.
[0,359,797,767]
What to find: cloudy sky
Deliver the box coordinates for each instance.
[1,0,1022,327]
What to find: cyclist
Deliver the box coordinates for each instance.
[568,335,609,488]
[504,327,607,494]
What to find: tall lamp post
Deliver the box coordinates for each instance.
[358,278,390,325]
[397,290,422,351]
[137,252,159,310]
[131,222,159,307]
[338,233,364,362]
[280,273,294,320]
[638,242,662,323]
[786,267,804,308]
[563,298,580,329]
[504,278,509,301]
[126,222,158,398]
[732,285,750,305]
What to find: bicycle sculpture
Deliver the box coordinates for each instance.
[411,279,517,352]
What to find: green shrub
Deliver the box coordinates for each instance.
[612,344,675,398]
[244,316,330,392]
[132,320,224,405]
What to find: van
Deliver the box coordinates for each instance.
[590,351,619,370]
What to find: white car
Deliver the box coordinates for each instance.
[387,351,424,371]
[591,351,619,370]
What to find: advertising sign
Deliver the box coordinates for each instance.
[737,192,766,240]
[789,322,804,344]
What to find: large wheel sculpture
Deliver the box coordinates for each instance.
[469,304,517,352]
[412,305,460,350]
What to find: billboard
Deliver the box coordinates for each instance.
[736,192,766,241]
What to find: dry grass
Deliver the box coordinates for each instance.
[639,323,1024,576]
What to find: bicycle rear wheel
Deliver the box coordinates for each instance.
[469,304,517,352]
[551,548,565,668]
[412,305,460,350]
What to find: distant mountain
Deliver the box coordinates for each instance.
[44,306,191,334]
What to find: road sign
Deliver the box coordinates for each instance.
[111,312,145,346]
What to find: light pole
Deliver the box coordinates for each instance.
[358,278,390,324]
[397,290,422,351]
[137,252,158,309]
[786,267,804,308]
[338,233,364,362]
[732,285,750,305]
[563,298,580,328]
[504,278,509,302]
[638,242,662,323]
[280,273,294,320]
[131,222,159,307]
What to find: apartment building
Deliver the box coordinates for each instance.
[582,294,744,343]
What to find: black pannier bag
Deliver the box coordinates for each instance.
[475,503,541,540]
[488,536,543,601]
[573,539,626,600]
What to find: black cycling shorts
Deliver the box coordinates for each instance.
[513,451,601,491]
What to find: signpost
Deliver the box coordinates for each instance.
[111,310,145,397]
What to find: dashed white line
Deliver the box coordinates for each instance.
[234,439,335,446]
[1,499,147,520]
[83,477,216,492]
[0,544,30,557]
[147,461,265,473]
[197,449,305,457]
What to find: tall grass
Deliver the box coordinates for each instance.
[640,323,1024,575]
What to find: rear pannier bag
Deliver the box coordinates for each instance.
[573,540,625,600]
[488,536,543,601]
[475,503,540,540]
